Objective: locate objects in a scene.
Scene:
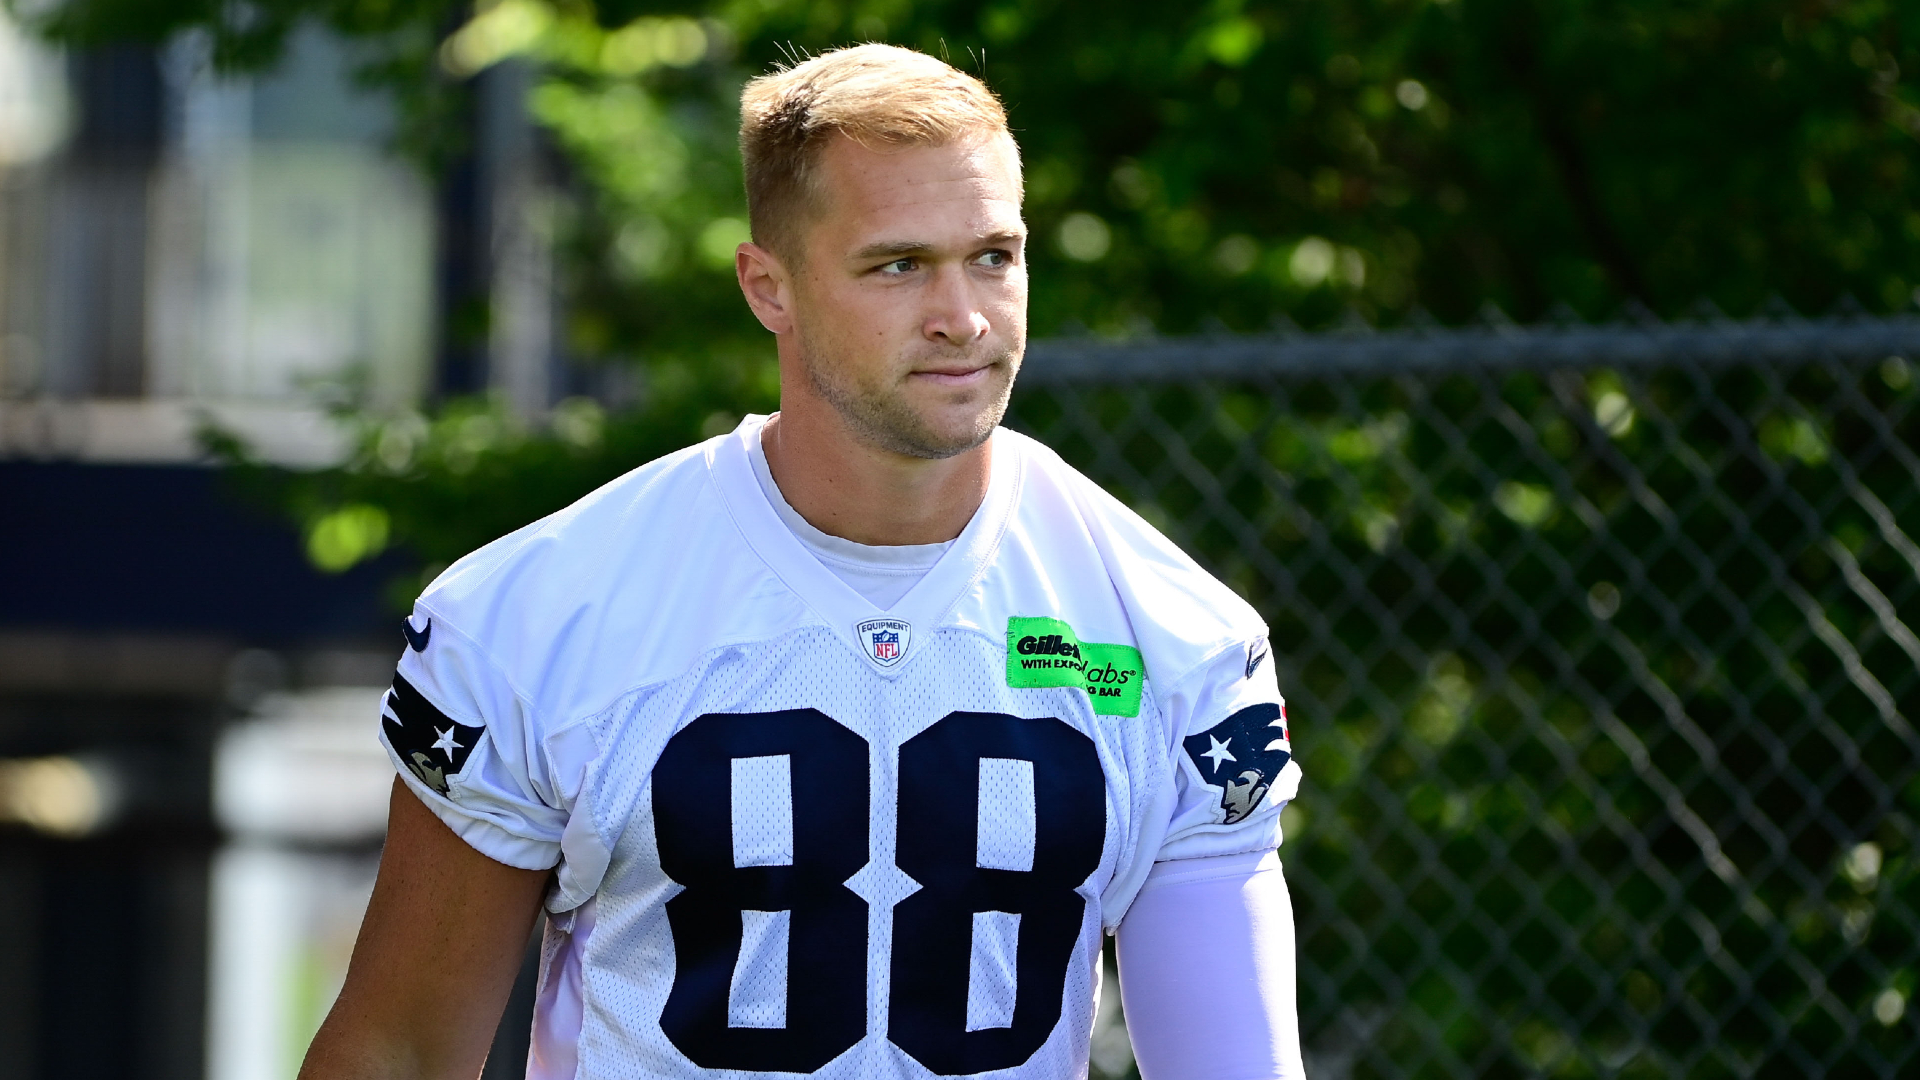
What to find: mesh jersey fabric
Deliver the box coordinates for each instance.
[377,416,1303,1080]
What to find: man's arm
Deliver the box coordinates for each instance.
[1115,849,1306,1080]
[298,778,552,1080]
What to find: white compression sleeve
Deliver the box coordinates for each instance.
[1115,849,1306,1080]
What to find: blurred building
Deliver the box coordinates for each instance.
[0,14,552,1079]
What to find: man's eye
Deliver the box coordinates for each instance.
[975,250,1010,268]
[880,258,917,274]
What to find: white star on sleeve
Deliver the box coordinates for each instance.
[1201,734,1236,774]
[431,725,463,760]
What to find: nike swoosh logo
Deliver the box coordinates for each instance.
[402,616,432,652]
[1245,637,1269,679]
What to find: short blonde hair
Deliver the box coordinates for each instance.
[739,44,1015,260]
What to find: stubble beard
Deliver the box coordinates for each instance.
[797,328,1021,460]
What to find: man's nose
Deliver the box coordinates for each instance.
[923,267,990,346]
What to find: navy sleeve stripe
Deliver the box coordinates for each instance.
[389,671,454,729]
[384,672,485,794]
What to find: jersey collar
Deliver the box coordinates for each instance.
[706,414,1022,675]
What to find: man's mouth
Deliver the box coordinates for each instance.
[909,358,1000,387]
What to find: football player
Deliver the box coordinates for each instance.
[301,44,1305,1080]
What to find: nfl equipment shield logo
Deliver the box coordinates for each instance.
[856,618,911,667]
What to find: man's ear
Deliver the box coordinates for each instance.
[736,241,796,335]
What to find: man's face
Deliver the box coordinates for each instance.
[786,133,1028,459]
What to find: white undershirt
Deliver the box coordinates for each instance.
[749,427,952,610]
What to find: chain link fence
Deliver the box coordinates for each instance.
[1010,310,1920,1079]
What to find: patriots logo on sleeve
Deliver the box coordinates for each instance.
[1182,702,1291,824]
[382,672,484,795]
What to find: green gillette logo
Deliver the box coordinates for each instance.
[1006,616,1144,717]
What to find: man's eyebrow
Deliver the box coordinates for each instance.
[848,230,1028,262]
[851,239,934,261]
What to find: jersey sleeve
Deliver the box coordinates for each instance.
[379,604,575,871]
[1153,637,1301,861]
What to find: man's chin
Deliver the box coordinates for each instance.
[808,346,1017,459]
[870,413,996,460]
[912,383,1014,455]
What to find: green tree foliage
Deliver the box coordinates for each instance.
[208,382,749,596]
[29,0,1920,572]
[1007,351,1920,1076]
[37,0,1920,330]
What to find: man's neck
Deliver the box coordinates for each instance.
[759,409,991,547]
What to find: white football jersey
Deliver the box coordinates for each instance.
[379,416,1302,1080]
